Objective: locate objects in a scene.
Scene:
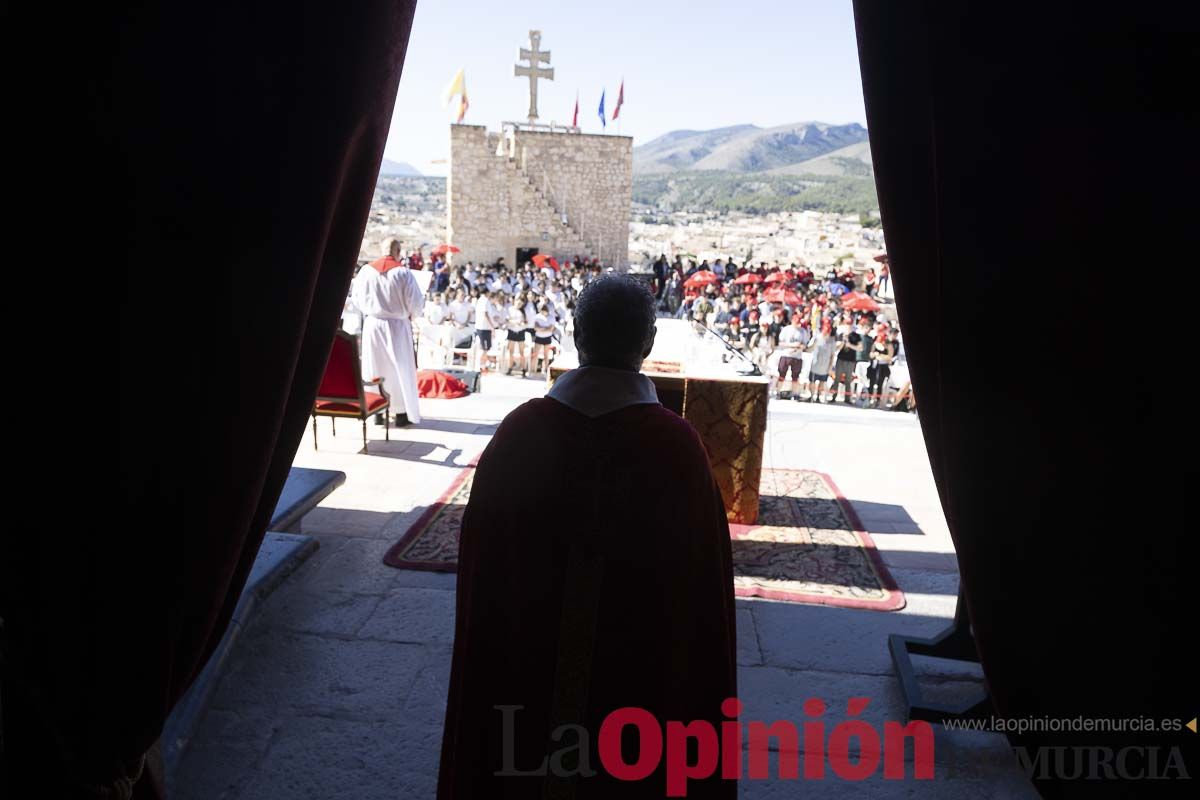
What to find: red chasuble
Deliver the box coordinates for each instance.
[369,254,404,273]
[437,394,737,799]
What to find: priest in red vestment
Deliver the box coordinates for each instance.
[438,274,737,799]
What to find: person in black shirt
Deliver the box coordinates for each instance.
[830,327,862,403]
[767,307,787,342]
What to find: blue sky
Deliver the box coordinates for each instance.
[384,0,867,176]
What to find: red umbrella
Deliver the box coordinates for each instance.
[733,273,763,285]
[683,270,720,288]
[840,291,881,312]
[764,272,790,283]
[531,254,560,269]
[764,287,802,305]
[873,253,889,263]
[431,243,461,256]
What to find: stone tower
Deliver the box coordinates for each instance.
[446,30,632,269]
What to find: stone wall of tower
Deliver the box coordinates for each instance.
[447,124,632,269]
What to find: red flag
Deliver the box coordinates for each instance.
[613,79,625,120]
[572,92,579,127]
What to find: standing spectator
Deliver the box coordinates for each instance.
[504,294,528,376]
[726,316,743,351]
[522,290,537,347]
[746,320,771,371]
[530,301,556,377]
[433,255,450,293]
[744,310,761,347]
[854,316,874,403]
[768,307,787,342]
[868,330,895,407]
[775,314,807,400]
[830,323,862,404]
[807,320,838,403]
[474,289,501,370]
[712,298,732,335]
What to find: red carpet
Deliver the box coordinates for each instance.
[383,466,905,611]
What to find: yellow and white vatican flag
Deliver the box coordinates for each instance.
[442,68,468,123]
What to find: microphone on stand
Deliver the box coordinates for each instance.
[690,319,762,376]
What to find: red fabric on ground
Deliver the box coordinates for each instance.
[418,369,470,399]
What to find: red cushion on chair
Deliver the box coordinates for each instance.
[417,369,470,399]
[315,391,388,414]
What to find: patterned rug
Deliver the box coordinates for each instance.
[382,467,905,611]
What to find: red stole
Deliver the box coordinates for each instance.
[369,255,403,274]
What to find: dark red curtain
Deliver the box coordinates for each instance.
[853,3,1195,797]
[3,3,417,796]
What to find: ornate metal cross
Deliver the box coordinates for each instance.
[514,30,554,123]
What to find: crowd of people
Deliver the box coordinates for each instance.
[349,249,613,379]
[345,244,915,412]
[649,253,914,411]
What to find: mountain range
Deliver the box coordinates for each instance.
[633,122,871,177]
[379,159,422,176]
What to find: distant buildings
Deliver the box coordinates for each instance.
[361,180,884,272]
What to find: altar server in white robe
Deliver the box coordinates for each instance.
[351,238,425,426]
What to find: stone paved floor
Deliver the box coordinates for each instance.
[173,372,1037,799]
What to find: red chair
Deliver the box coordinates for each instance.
[312,330,390,453]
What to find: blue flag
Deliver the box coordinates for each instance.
[598,89,606,129]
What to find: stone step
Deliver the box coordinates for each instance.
[502,158,596,256]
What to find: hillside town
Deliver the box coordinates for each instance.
[629,207,884,272]
[361,176,885,280]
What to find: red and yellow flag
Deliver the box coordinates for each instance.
[442,68,468,123]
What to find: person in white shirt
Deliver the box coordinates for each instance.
[522,293,537,346]
[775,314,807,400]
[530,300,556,378]
[505,294,529,376]
[546,282,564,309]
[448,288,474,348]
[424,292,447,324]
[474,290,502,370]
[417,291,449,362]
